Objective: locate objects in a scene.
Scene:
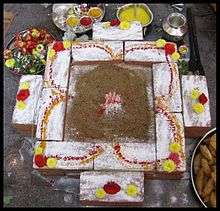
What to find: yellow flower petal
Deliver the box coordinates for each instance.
[191,88,202,100]
[95,188,106,199]
[169,143,181,153]
[41,59,46,65]
[63,40,71,49]
[46,157,58,168]
[156,39,166,48]
[162,159,176,173]
[179,45,188,55]
[66,16,79,27]
[192,103,205,114]
[5,58,16,68]
[20,81,30,90]
[31,29,40,38]
[119,21,131,30]
[16,101,26,110]
[48,49,56,59]
[126,184,139,197]
[102,22,111,29]
[171,52,180,61]
[35,146,44,155]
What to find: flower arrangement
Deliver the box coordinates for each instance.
[4,28,54,75]
[155,38,188,62]
[162,142,182,173]
[34,144,58,169]
[102,18,132,30]
[95,181,140,199]
[190,88,208,114]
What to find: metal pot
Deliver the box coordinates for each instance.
[162,12,187,42]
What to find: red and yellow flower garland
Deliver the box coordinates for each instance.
[34,144,104,169]
[156,103,185,173]
[112,143,155,170]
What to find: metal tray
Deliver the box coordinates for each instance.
[190,127,216,208]
[52,4,105,33]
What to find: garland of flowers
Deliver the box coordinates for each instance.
[190,88,208,114]
[124,44,160,54]
[112,143,155,170]
[45,40,71,90]
[15,81,31,110]
[34,144,104,168]
[40,93,66,140]
[156,103,185,173]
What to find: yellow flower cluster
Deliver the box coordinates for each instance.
[16,101,26,110]
[46,157,58,168]
[191,88,201,100]
[156,39,166,48]
[34,146,44,155]
[19,81,30,90]
[95,188,106,199]
[192,103,205,114]
[119,21,131,30]
[63,40,71,49]
[171,52,180,61]
[5,58,16,68]
[48,49,56,59]
[31,29,40,38]
[169,142,181,153]
[126,184,139,197]
[162,159,176,173]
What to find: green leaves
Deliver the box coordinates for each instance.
[4,195,13,205]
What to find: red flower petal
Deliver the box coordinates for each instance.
[16,89,30,101]
[114,144,120,152]
[198,93,208,105]
[103,181,121,194]
[53,41,65,52]
[110,19,120,26]
[34,154,46,168]
[168,153,180,165]
[164,43,176,55]
[80,16,93,27]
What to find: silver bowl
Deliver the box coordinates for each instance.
[52,4,105,33]
[190,127,216,208]
[116,4,153,27]
[163,12,187,40]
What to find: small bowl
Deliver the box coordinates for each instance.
[116,3,153,27]
[190,127,216,208]
[163,12,187,39]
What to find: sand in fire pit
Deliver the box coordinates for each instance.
[65,63,153,142]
